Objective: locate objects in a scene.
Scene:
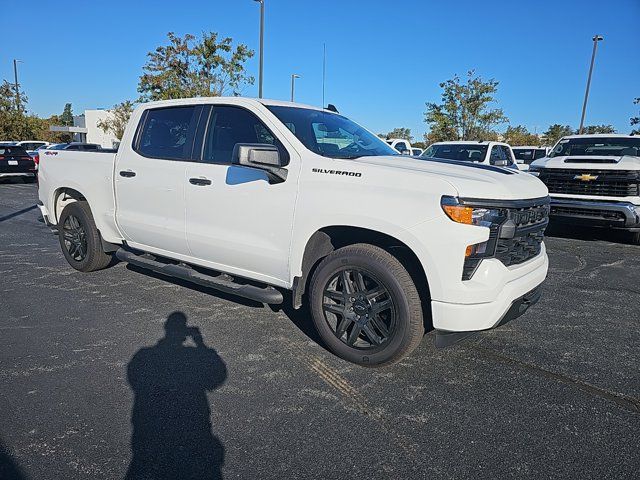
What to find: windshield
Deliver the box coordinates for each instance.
[266,106,399,159]
[550,137,640,158]
[421,144,488,162]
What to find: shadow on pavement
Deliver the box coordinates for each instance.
[126,312,228,480]
[0,439,27,480]
[0,205,37,223]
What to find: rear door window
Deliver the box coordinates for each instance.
[0,146,29,157]
[136,106,200,161]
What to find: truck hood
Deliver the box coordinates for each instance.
[352,155,548,200]
[531,155,640,171]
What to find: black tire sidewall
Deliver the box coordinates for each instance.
[309,248,417,366]
[58,202,102,272]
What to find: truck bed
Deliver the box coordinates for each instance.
[38,150,120,242]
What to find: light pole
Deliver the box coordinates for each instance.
[290,74,300,102]
[13,59,22,113]
[578,35,603,134]
[254,0,264,98]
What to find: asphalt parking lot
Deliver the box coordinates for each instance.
[1,182,639,479]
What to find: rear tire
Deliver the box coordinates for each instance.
[58,201,112,272]
[630,231,640,245]
[309,243,424,367]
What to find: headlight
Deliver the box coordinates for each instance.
[441,196,503,227]
[441,196,506,279]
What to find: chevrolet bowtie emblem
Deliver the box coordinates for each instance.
[574,173,599,181]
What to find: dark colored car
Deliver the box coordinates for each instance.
[0,145,36,182]
[49,143,102,151]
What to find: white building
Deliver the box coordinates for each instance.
[50,109,120,148]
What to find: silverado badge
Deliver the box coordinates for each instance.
[574,173,599,181]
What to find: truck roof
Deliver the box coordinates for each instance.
[561,134,636,139]
[431,140,509,147]
[138,97,331,113]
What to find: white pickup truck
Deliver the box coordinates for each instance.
[530,134,640,244]
[38,97,550,366]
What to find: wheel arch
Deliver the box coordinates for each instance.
[293,225,432,328]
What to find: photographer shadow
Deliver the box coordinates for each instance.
[126,312,227,480]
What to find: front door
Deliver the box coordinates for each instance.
[184,105,298,285]
[115,105,203,256]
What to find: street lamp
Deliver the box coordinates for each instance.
[13,59,23,113]
[253,0,264,98]
[578,35,604,134]
[290,74,301,102]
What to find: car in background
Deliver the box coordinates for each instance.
[385,138,413,155]
[411,147,424,156]
[420,141,519,170]
[0,145,36,182]
[16,140,50,152]
[48,142,102,151]
[512,146,550,172]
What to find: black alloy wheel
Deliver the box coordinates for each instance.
[321,268,395,349]
[61,214,88,261]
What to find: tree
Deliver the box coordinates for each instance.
[138,32,254,102]
[631,97,639,134]
[60,103,74,126]
[503,125,541,146]
[424,70,508,142]
[581,124,616,134]
[543,124,573,146]
[384,127,413,142]
[97,101,134,140]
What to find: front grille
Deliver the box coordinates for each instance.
[461,198,549,279]
[538,169,640,197]
[550,205,626,221]
[495,229,545,266]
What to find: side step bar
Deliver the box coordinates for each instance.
[115,248,283,305]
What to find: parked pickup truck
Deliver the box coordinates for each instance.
[421,141,520,170]
[530,134,640,244]
[38,98,550,366]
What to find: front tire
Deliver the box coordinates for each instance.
[309,244,424,367]
[58,201,112,272]
[631,231,640,245]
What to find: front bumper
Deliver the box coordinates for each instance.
[430,246,548,333]
[435,287,542,347]
[549,198,640,231]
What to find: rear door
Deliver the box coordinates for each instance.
[184,104,298,284]
[115,105,204,256]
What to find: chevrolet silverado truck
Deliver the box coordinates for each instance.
[37,97,550,366]
[530,134,640,244]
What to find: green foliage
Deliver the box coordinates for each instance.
[424,70,508,142]
[543,124,574,147]
[60,103,74,126]
[581,124,616,134]
[138,32,254,101]
[97,101,134,140]
[631,97,639,134]
[503,125,541,146]
[384,127,413,142]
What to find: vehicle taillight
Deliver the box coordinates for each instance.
[0,155,5,160]
[33,154,40,165]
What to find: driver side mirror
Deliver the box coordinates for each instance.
[232,143,288,184]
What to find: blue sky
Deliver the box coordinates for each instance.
[2,0,639,139]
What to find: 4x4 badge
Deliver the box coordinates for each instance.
[574,173,599,181]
